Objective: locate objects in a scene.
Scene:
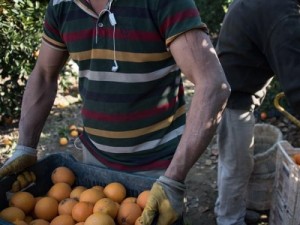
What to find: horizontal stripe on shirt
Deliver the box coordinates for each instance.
[79,64,179,83]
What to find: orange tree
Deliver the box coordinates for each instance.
[0,0,48,120]
[0,0,77,122]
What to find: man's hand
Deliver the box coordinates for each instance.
[0,145,37,179]
[140,176,186,225]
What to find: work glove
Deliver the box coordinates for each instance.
[0,145,37,179]
[140,175,186,225]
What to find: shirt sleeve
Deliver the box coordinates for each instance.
[266,15,300,113]
[42,0,68,51]
[155,0,208,46]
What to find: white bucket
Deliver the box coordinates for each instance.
[246,123,283,211]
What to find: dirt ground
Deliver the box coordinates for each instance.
[1,77,299,225]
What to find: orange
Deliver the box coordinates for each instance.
[136,190,150,209]
[51,166,76,186]
[117,202,142,225]
[122,197,137,204]
[13,221,28,225]
[69,125,77,131]
[293,153,300,165]
[33,50,39,58]
[59,137,68,146]
[93,198,119,219]
[9,191,35,214]
[0,206,26,222]
[84,212,115,225]
[58,198,78,215]
[70,130,79,138]
[103,182,126,203]
[34,196,58,221]
[92,185,104,192]
[49,214,75,225]
[47,182,72,202]
[79,188,105,204]
[71,201,94,222]
[29,219,50,225]
[260,112,267,120]
[70,186,87,201]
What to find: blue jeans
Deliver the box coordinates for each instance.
[215,109,255,225]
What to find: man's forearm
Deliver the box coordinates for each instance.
[18,71,58,148]
[165,30,230,182]
[165,84,228,182]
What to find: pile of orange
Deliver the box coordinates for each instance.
[0,166,150,225]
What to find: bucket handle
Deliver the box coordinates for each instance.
[274,92,300,128]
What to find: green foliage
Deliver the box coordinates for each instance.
[0,0,48,119]
[194,0,232,41]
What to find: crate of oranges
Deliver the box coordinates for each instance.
[269,141,300,225]
[0,153,183,225]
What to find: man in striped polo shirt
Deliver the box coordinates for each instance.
[0,0,230,223]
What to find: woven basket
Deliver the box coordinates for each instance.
[246,123,283,211]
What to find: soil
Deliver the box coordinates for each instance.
[1,77,300,225]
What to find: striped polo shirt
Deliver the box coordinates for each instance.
[42,0,207,171]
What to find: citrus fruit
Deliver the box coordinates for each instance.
[51,166,75,186]
[69,125,77,131]
[58,198,78,215]
[92,185,104,192]
[260,112,267,120]
[29,219,50,225]
[85,212,115,225]
[79,188,105,204]
[59,137,68,146]
[122,197,137,204]
[34,196,58,221]
[13,221,28,225]
[70,130,79,137]
[293,153,300,165]
[71,201,94,222]
[47,182,72,202]
[93,198,119,219]
[49,214,75,225]
[136,190,150,209]
[70,186,87,200]
[9,191,35,214]
[0,206,26,222]
[103,182,126,203]
[117,202,142,225]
